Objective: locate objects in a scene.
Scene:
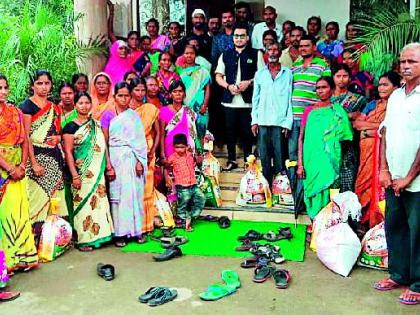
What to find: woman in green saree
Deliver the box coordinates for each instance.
[297,77,353,219]
[62,92,114,251]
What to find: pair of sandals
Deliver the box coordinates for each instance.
[253,262,291,289]
[97,263,115,281]
[199,215,231,229]
[374,278,420,305]
[263,227,293,242]
[199,270,241,301]
[138,287,178,306]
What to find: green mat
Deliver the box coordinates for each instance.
[122,220,306,262]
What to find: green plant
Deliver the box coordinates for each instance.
[0,1,106,104]
[355,2,420,80]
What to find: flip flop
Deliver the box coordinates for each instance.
[0,291,20,302]
[373,278,404,291]
[238,230,263,241]
[218,216,231,229]
[221,270,241,289]
[240,257,258,268]
[398,290,420,305]
[198,215,219,222]
[272,269,291,289]
[253,265,274,283]
[262,231,280,242]
[147,288,178,306]
[96,263,115,281]
[235,239,254,251]
[138,287,165,303]
[199,284,236,301]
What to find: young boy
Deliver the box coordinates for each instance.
[165,134,205,231]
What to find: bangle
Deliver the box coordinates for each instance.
[72,175,81,180]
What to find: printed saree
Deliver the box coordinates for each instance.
[108,108,147,237]
[134,103,159,233]
[177,65,211,139]
[71,119,114,247]
[0,105,38,271]
[355,100,386,227]
[156,70,180,106]
[25,101,68,222]
[303,103,353,219]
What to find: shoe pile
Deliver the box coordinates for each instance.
[153,236,188,262]
[138,287,178,306]
[236,227,292,289]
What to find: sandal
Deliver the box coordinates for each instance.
[114,240,126,247]
[0,291,20,302]
[96,263,115,281]
[221,270,241,290]
[398,289,420,305]
[198,215,219,222]
[253,265,274,283]
[199,284,236,301]
[240,257,258,268]
[78,246,93,252]
[262,231,281,242]
[218,216,231,229]
[160,236,188,248]
[238,230,263,241]
[138,287,165,303]
[235,239,255,251]
[373,278,404,291]
[272,269,291,289]
[147,288,178,306]
[277,228,293,241]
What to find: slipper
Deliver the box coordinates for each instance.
[238,230,262,241]
[78,246,93,252]
[262,231,280,242]
[277,228,293,241]
[114,240,126,247]
[148,288,178,306]
[96,263,115,281]
[398,289,420,305]
[218,216,231,229]
[199,215,219,222]
[373,278,404,291]
[253,265,274,283]
[235,239,254,251]
[240,257,258,268]
[221,270,241,290]
[0,291,20,302]
[199,284,236,301]
[160,236,188,248]
[138,287,165,303]
[272,269,291,289]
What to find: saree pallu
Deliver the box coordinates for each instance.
[356,101,386,227]
[0,146,38,271]
[71,120,114,247]
[109,109,147,237]
[160,106,201,158]
[26,102,67,223]
[303,104,353,219]
[134,104,159,233]
[177,65,211,139]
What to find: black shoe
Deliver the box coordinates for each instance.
[222,161,238,172]
[153,246,183,262]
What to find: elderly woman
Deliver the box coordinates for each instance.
[354,71,401,228]
[298,77,353,219]
[101,82,147,247]
[90,72,113,120]
[104,40,132,87]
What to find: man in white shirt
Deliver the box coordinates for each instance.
[251,6,282,50]
[374,42,420,306]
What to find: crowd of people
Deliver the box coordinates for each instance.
[0,2,419,306]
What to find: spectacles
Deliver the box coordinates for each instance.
[233,34,247,39]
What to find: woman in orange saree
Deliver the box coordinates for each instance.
[354,71,401,228]
[129,77,160,240]
[90,72,113,121]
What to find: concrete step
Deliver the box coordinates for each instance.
[202,201,310,225]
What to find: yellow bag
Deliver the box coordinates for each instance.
[154,190,175,228]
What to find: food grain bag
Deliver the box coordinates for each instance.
[38,198,72,262]
[199,174,222,207]
[202,152,221,182]
[236,155,272,208]
[358,221,388,270]
[154,190,175,228]
[272,172,294,207]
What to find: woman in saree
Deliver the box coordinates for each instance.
[104,40,132,87]
[72,73,89,93]
[21,70,67,226]
[297,77,353,219]
[0,74,38,272]
[62,92,114,251]
[159,80,201,161]
[156,52,180,106]
[129,77,160,238]
[331,64,367,193]
[146,18,171,52]
[58,82,77,129]
[101,82,147,247]
[90,72,113,121]
[354,72,401,228]
[176,45,211,140]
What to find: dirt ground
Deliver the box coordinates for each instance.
[1,246,418,315]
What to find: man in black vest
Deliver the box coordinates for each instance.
[215,23,265,170]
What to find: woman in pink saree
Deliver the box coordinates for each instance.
[104,40,133,86]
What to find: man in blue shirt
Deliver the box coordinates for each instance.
[211,8,235,65]
[251,42,293,183]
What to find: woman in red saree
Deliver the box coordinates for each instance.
[354,71,401,228]
[21,70,67,226]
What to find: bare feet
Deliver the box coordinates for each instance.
[185,219,193,232]
[399,289,420,305]
[137,235,147,244]
[373,278,404,291]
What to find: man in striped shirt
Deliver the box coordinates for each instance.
[288,35,331,165]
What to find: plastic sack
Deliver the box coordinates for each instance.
[316,223,362,277]
[236,155,272,208]
[203,131,215,152]
[154,190,175,228]
[272,172,294,207]
[202,152,221,182]
[358,222,388,270]
[199,174,222,207]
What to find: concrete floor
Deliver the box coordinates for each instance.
[1,245,418,315]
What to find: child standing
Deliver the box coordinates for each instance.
[165,134,205,231]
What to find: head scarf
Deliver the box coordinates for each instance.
[90,72,114,120]
[103,40,132,87]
